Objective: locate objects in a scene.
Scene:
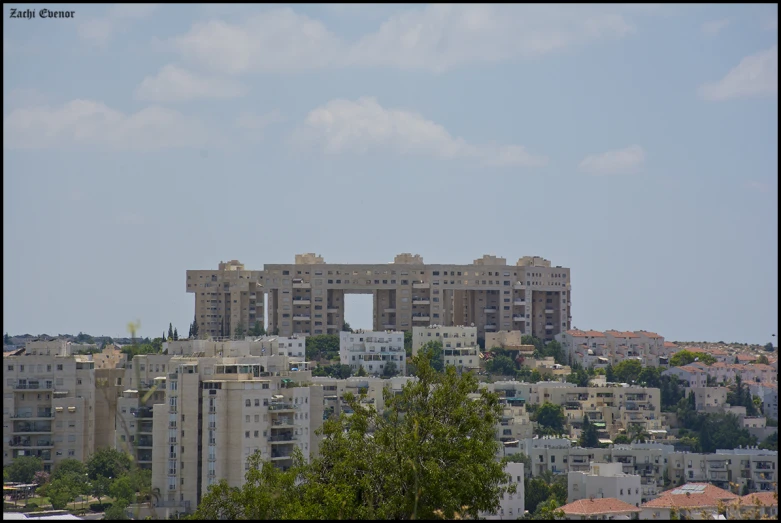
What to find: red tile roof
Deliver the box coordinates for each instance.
[740,492,778,507]
[641,484,737,510]
[560,498,641,516]
[664,341,677,348]
[736,354,756,361]
[636,331,662,338]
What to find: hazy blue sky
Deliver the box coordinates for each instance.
[4,3,778,344]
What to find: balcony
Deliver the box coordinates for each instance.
[484,307,497,313]
[412,298,430,305]
[12,423,53,434]
[514,283,526,290]
[292,280,310,289]
[544,309,554,314]
[14,382,54,391]
[10,411,55,419]
[268,402,298,412]
[270,452,293,460]
[384,324,396,330]
[485,324,497,330]
[292,297,311,305]
[412,281,429,289]
[545,324,554,330]
[268,434,297,443]
[384,307,396,313]
[513,316,524,322]
[514,299,525,306]
[327,307,339,313]
[9,438,53,448]
[412,315,430,322]
[293,315,311,321]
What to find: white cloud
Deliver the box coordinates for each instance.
[294,97,547,167]
[135,65,248,102]
[78,4,159,45]
[3,100,210,151]
[699,45,778,101]
[579,145,645,175]
[169,5,634,74]
[701,19,730,36]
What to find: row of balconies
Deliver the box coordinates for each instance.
[13,382,55,390]
[9,411,54,419]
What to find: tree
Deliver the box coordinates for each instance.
[485,354,516,376]
[605,364,615,383]
[192,350,515,520]
[249,321,266,337]
[417,340,444,373]
[404,331,413,357]
[612,359,642,384]
[234,323,246,338]
[567,367,590,387]
[7,456,43,483]
[756,354,769,365]
[579,415,599,448]
[533,402,566,436]
[638,366,662,388]
[382,361,399,378]
[91,475,111,506]
[613,434,632,445]
[759,431,778,451]
[191,316,199,338]
[533,498,565,520]
[33,470,50,486]
[4,333,10,344]
[168,323,174,340]
[305,334,340,361]
[763,342,774,352]
[43,478,77,510]
[541,341,565,365]
[110,474,136,504]
[87,447,132,481]
[355,365,367,377]
[104,500,130,520]
[342,321,352,332]
[173,328,178,341]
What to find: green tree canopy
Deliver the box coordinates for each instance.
[404,331,413,357]
[87,447,132,481]
[612,359,643,384]
[381,360,399,378]
[485,354,516,375]
[417,340,444,373]
[6,456,43,483]
[305,334,340,361]
[51,458,87,482]
[579,415,599,448]
[533,402,567,436]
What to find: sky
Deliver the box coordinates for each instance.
[3,3,778,345]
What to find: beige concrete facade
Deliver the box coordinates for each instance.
[188,253,572,341]
[412,325,478,355]
[3,341,98,472]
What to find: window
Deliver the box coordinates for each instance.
[245,431,250,438]
[245,399,251,407]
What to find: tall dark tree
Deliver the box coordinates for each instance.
[605,364,615,383]
[579,415,599,448]
[173,328,178,341]
[168,323,174,340]
[192,316,199,338]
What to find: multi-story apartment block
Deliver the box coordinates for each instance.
[412,325,478,355]
[311,376,414,419]
[668,447,778,494]
[339,330,406,376]
[188,253,572,340]
[521,382,662,439]
[557,329,670,368]
[568,462,642,507]
[136,353,324,517]
[3,340,102,472]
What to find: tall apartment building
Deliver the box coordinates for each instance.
[339,330,406,376]
[557,329,668,368]
[411,325,478,355]
[2,340,103,472]
[106,338,324,518]
[187,253,572,341]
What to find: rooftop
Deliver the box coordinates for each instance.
[559,498,640,516]
[641,483,737,509]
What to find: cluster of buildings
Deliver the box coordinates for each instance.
[3,253,777,519]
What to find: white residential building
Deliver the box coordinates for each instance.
[339,330,405,376]
[481,462,525,520]
[411,325,477,356]
[568,462,642,508]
